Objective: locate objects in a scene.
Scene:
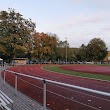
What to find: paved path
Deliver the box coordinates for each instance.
[0,66,44,110]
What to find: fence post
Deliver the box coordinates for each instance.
[15,74,18,95]
[43,80,46,110]
[3,62,6,70]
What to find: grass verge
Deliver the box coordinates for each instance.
[43,65,110,81]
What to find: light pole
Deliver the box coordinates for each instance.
[65,37,67,64]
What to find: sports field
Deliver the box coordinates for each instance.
[2,64,110,110]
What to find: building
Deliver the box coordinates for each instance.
[103,51,110,62]
[13,58,27,65]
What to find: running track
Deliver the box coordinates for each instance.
[2,65,110,110]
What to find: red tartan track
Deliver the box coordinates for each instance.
[2,64,110,110]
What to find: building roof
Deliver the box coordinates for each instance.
[13,58,27,60]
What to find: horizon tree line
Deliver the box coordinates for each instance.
[0,8,108,63]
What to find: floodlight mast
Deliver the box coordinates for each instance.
[65,37,67,64]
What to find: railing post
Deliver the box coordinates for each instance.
[43,80,46,110]
[15,74,18,95]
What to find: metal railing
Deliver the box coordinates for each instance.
[1,65,110,110]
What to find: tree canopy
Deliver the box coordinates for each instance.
[77,44,87,61]
[0,8,36,62]
[77,38,108,62]
[86,38,108,61]
[33,32,58,61]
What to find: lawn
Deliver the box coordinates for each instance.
[43,64,110,81]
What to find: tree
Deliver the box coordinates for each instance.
[77,44,87,61]
[33,32,58,61]
[56,40,69,62]
[67,48,78,62]
[0,8,36,62]
[86,38,108,61]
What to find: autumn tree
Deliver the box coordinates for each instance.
[86,38,108,61]
[33,32,58,61]
[0,8,36,62]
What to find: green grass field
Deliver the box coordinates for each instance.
[43,65,110,81]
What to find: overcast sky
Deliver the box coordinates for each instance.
[0,0,110,50]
